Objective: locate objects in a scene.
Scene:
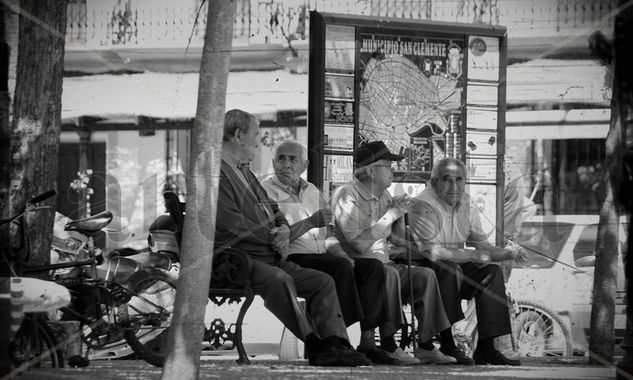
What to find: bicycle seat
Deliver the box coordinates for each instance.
[65,211,113,235]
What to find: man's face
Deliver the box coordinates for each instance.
[240,119,260,162]
[273,144,307,184]
[434,163,466,206]
[371,160,394,190]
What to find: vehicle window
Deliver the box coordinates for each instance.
[573,224,598,264]
[514,222,574,268]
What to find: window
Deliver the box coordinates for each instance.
[572,224,598,264]
[514,222,574,268]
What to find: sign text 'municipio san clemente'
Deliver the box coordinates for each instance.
[360,37,447,57]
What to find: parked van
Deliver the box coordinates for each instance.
[506,215,628,356]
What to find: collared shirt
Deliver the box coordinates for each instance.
[331,178,393,262]
[409,186,488,251]
[260,174,328,255]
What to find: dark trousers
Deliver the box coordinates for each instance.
[288,254,385,330]
[419,259,512,341]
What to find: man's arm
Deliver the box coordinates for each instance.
[407,199,490,263]
[287,208,331,242]
[323,227,354,265]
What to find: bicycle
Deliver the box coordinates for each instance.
[2,190,180,371]
[1,190,65,374]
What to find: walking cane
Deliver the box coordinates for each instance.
[404,213,417,350]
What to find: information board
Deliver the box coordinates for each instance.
[308,12,508,244]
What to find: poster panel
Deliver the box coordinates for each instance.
[323,154,354,200]
[466,156,497,183]
[357,31,465,181]
[467,183,497,242]
[465,131,498,157]
[466,107,498,131]
[325,74,355,99]
[466,84,498,106]
[324,100,354,124]
[324,124,354,151]
[325,25,356,73]
[467,36,500,82]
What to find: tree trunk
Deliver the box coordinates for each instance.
[588,166,620,364]
[589,0,630,366]
[615,0,633,377]
[160,1,235,378]
[0,0,20,276]
[3,0,66,275]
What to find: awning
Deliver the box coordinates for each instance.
[62,70,309,125]
[506,108,610,140]
[62,60,610,133]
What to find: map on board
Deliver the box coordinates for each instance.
[358,33,465,178]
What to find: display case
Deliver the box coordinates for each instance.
[308,11,508,244]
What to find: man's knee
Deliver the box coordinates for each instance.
[355,258,384,277]
[412,266,437,283]
[267,267,294,285]
[311,270,337,293]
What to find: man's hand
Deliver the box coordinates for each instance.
[506,243,529,265]
[271,224,290,260]
[309,208,332,228]
[477,251,492,264]
[391,194,411,213]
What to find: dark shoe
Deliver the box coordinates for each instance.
[440,347,475,365]
[357,346,397,365]
[313,346,371,367]
[473,348,521,366]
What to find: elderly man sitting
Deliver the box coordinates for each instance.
[407,157,525,366]
[331,141,457,365]
[214,109,370,366]
[261,140,418,365]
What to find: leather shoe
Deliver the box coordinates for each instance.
[441,347,474,365]
[313,345,371,367]
[473,348,521,366]
[357,346,397,365]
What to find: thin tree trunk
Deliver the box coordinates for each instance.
[0,0,20,274]
[589,0,630,365]
[4,0,66,273]
[160,1,235,378]
[615,0,633,377]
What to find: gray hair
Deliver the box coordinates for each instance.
[353,165,372,181]
[274,140,308,161]
[223,109,257,142]
[430,157,468,181]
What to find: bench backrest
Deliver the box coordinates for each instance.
[161,191,253,289]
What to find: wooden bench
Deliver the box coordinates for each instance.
[161,191,255,364]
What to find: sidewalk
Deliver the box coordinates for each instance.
[13,356,619,380]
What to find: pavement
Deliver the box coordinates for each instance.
[7,355,625,380]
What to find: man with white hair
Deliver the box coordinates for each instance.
[408,157,526,366]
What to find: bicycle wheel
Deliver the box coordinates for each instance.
[9,314,64,370]
[123,267,177,367]
[512,299,573,357]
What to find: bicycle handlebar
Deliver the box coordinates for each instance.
[28,189,57,206]
[0,189,58,226]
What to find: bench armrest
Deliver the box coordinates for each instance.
[211,247,253,289]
